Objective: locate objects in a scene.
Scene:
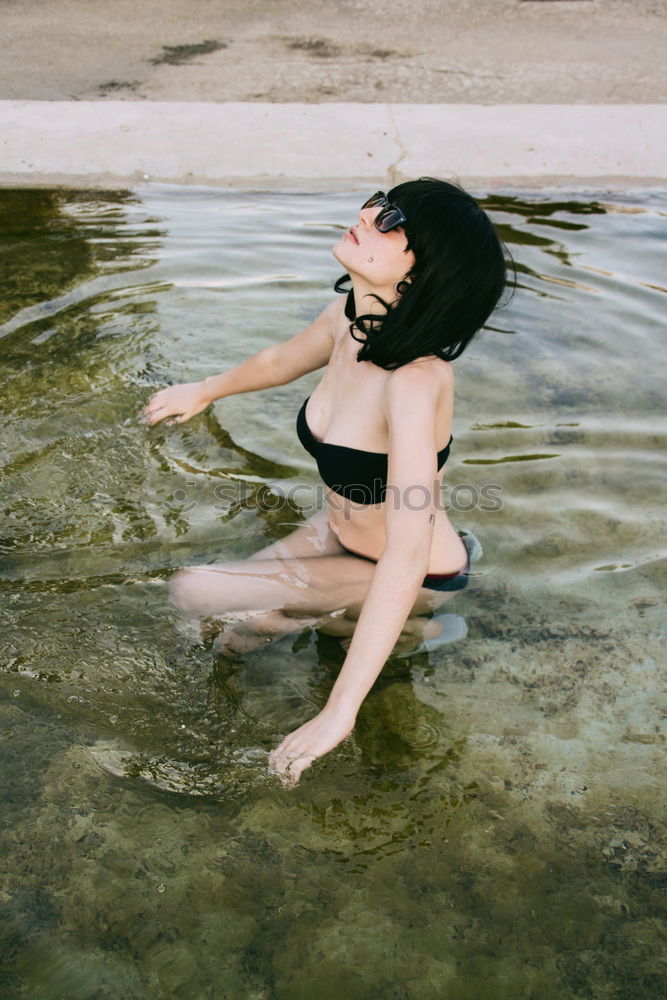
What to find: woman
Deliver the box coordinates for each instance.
[141,178,510,787]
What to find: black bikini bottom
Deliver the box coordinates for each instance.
[339,531,472,593]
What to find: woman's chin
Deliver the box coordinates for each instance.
[332,240,347,264]
[332,244,361,275]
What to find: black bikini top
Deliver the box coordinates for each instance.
[296,395,453,505]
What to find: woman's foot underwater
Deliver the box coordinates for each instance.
[209,610,321,657]
[393,612,468,656]
[337,612,468,657]
[385,530,480,656]
[212,629,274,657]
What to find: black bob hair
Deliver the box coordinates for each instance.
[334,177,514,370]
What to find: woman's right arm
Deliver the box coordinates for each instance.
[141,298,339,426]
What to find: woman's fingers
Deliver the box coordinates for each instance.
[268,747,316,788]
[140,399,184,425]
[268,706,355,787]
[140,388,174,423]
[141,406,168,426]
[142,406,192,426]
[284,755,315,787]
[140,382,208,427]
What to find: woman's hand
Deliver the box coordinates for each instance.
[141,381,212,427]
[268,702,357,788]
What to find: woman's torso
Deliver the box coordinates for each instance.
[300,299,467,574]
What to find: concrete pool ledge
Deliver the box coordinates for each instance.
[1,101,666,189]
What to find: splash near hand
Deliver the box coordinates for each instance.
[268,703,357,788]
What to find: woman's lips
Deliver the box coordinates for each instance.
[344,227,359,244]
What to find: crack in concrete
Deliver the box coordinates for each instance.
[632,107,653,156]
[386,105,408,187]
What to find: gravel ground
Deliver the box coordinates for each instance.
[2,0,665,103]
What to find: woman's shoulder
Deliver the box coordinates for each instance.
[382,358,453,429]
[322,295,350,339]
[316,295,346,324]
[386,355,454,396]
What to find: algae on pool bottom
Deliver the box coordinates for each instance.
[0,186,665,999]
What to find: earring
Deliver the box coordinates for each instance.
[396,279,410,295]
[367,257,374,263]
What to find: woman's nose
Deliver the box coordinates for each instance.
[358,206,375,226]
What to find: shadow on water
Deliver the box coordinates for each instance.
[1,187,666,999]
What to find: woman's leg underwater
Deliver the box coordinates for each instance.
[169,510,461,655]
[170,511,341,649]
[169,547,376,654]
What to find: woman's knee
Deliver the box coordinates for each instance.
[168,560,292,617]
[169,567,226,614]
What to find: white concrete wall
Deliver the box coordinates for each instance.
[2,101,665,188]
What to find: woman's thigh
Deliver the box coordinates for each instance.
[170,550,377,619]
[246,509,347,562]
[171,551,460,623]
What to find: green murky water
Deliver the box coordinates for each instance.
[1,185,665,999]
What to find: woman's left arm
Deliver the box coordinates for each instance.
[268,364,444,785]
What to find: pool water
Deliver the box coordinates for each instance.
[1,185,665,999]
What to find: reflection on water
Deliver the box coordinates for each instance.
[1,185,666,999]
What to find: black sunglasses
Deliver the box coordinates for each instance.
[361,191,408,233]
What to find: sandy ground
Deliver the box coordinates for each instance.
[2,0,666,104]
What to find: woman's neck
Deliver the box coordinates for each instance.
[348,275,396,320]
